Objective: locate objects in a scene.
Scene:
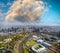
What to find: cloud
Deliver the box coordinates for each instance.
[6,0,46,22]
[7,2,12,6]
[0,9,6,20]
[0,10,4,16]
[0,9,6,21]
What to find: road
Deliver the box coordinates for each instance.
[41,42,60,53]
[49,46,60,53]
[18,33,33,53]
[14,33,32,53]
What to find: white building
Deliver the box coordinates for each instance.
[4,38,12,43]
[37,39,43,43]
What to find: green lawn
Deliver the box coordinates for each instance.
[0,42,6,49]
[34,45,42,50]
[26,40,36,46]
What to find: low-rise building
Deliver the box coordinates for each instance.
[4,38,12,43]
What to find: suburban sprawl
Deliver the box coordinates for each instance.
[0,25,60,53]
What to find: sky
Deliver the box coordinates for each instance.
[0,0,60,26]
[40,0,60,26]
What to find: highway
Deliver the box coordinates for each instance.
[14,33,32,53]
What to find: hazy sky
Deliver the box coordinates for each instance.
[0,0,60,26]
